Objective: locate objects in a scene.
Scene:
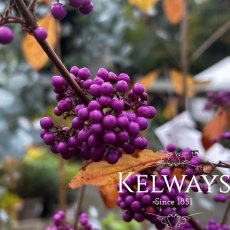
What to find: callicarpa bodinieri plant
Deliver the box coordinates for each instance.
[0,1,230,230]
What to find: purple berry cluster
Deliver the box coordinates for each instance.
[165,145,211,194]
[117,171,189,230]
[40,67,156,163]
[46,210,74,230]
[69,0,94,15]
[80,213,98,230]
[0,26,14,45]
[51,0,93,20]
[205,91,230,110]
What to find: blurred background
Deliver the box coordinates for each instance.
[0,0,229,229]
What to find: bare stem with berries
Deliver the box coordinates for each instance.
[14,0,90,105]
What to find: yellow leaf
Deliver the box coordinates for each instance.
[22,15,60,70]
[129,0,159,14]
[163,0,184,25]
[170,69,194,97]
[67,150,167,189]
[137,70,159,91]
[163,98,178,119]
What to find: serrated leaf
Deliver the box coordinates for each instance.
[67,150,167,189]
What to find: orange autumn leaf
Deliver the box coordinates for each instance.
[163,0,184,25]
[137,71,159,91]
[22,15,60,70]
[202,108,230,150]
[99,184,118,208]
[67,150,167,189]
[171,167,184,179]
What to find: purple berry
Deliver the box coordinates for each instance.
[51,3,67,20]
[78,67,90,80]
[70,66,79,75]
[133,83,144,95]
[43,133,55,145]
[69,0,85,8]
[40,117,54,130]
[89,84,100,97]
[133,136,147,149]
[136,117,148,130]
[103,131,116,144]
[89,110,103,123]
[111,99,124,112]
[0,26,14,44]
[118,73,130,83]
[79,1,93,15]
[128,121,140,136]
[116,80,128,93]
[117,116,129,129]
[103,115,117,129]
[34,27,47,41]
[97,68,109,80]
[100,82,113,96]
[106,151,119,164]
[166,143,176,152]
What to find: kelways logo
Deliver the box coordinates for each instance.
[118,173,230,194]
[117,149,230,227]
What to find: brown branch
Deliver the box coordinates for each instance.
[14,0,90,105]
[74,186,86,230]
[221,200,230,225]
[190,19,230,63]
[203,161,230,169]
[180,0,188,111]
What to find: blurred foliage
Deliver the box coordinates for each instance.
[0,146,80,216]
[0,190,21,220]
[17,146,79,199]
[101,212,140,230]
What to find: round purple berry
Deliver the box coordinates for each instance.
[34,27,47,41]
[40,117,54,130]
[51,3,67,20]
[0,26,14,44]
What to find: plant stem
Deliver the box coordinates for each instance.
[188,216,202,230]
[221,200,230,225]
[74,186,86,230]
[14,0,89,105]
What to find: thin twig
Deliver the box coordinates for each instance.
[221,200,230,225]
[14,0,90,105]
[28,0,37,12]
[74,186,86,230]
[190,19,230,62]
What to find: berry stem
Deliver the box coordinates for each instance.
[188,216,202,230]
[221,199,230,225]
[14,0,90,105]
[74,185,86,230]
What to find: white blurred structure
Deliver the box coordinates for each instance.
[194,56,230,91]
